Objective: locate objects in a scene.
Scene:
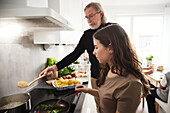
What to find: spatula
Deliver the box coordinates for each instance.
[17,74,46,88]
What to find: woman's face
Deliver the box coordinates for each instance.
[93,38,112,64]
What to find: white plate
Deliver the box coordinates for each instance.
[76,77,89,83]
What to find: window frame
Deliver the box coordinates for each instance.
[115,14,164,66]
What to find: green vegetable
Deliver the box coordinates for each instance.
[146,55,153,61]
[47,58,58,67]
[58,66,75,78]
[40,104,64,113]
[40,104,52,110]
[46,57,75,78]
[73,60,80,64]
[67,65,76,72]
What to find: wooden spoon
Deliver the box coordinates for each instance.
[18,74,46,88]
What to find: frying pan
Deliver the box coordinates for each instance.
[31,99,70,113]
[31,86,83,113]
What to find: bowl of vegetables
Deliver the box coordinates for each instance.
[52,78,81,91]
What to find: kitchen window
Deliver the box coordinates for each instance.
[116,15,164,66]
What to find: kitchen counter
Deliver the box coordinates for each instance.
[80,76,97,113]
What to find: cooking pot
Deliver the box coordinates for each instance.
[31,99,70,113]
[0,93,31,113]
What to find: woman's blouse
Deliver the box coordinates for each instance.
[98,73,143,113]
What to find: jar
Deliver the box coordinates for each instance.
[147,60,152,67]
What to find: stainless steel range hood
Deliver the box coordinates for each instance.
[0,0,73,30]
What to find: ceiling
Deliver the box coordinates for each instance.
[99,0,170,6]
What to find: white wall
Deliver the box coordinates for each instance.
[103,4,165,22]
[60,0,84,44]
[0,21,75,98]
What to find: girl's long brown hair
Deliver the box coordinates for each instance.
[93,24,150,97]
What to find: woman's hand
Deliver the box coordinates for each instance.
[39,65,58,77]
[75,85,88,93]
[75,85,99,97]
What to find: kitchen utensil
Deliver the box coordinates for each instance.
[0,93,30,113]
[31,99,70,113]
[46,79,56,85]
[18,74,46,88]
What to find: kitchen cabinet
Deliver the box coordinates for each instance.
[0,0,74,45]
[60,0,84,44]
[33,31,60,44]
[32,0,83,45]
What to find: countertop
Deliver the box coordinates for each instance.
[80,76,97,113]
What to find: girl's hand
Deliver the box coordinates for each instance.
[75,85,88,93]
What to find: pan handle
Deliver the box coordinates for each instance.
[26,93,31,112]
[49,86,83,111]
[48,86,83,111]
[63,86,83,98]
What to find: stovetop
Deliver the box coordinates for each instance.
[27,81,87,113]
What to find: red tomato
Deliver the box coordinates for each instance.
[67,76,71,79]
[57,103,60,106]
[71,73,76,77]
[62,76,66,79]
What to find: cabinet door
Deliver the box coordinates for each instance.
[60,0,83,44]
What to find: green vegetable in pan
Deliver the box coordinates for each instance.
[40,104,64,113]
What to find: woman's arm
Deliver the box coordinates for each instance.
[75,85,99,97]
[116,110,119,113]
